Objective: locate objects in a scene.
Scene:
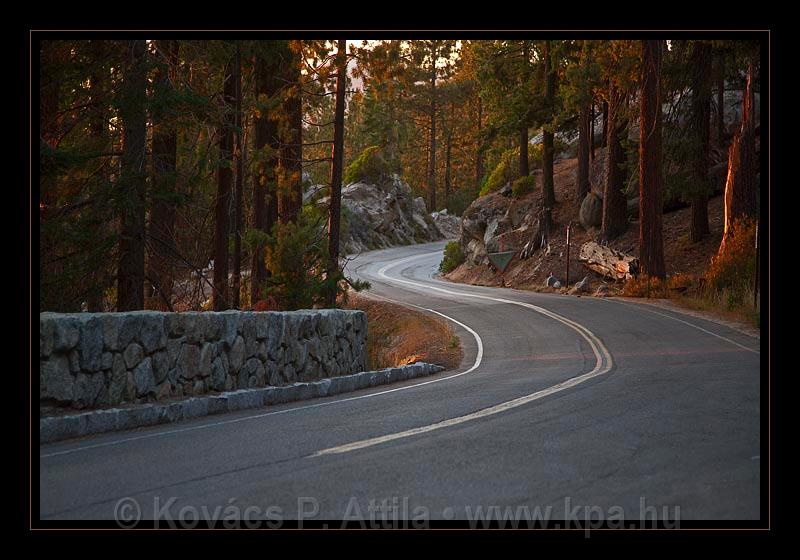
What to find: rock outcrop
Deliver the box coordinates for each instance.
[431,209,461,239]
[460,190,537,266]
[315,175,449,254]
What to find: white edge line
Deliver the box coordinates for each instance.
[604,298,760,355]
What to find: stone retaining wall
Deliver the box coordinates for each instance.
[40,362,445,444]
[39,310,367,410]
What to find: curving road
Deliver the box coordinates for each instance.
[39,240,761,524]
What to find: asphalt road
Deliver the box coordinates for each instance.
[39,240,761,525]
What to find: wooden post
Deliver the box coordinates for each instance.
[565,222,571,287]
[754,219,760,308]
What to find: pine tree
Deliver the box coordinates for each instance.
[148,39,180,311]
[212,55,235,311]
[719,63,757,254]
[689,41,712,243]
[602,81,628,240]
[327,40,347,307]
[117,40,148,310]
[638,40,666,279]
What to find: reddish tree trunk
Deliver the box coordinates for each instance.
[542,40,556,209]
[720,63,757,252]
[602,83,628,241]
[577,101,591,202]
[638,40,666,279]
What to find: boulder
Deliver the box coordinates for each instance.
[569,276,590,294]
[579,192,603,229]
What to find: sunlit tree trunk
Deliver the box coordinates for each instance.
[719,63,757,254]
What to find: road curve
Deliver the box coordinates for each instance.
[39,240,761,522]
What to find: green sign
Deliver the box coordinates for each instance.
[488,251,516,273]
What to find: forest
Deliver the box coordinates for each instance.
[39,38,762,319]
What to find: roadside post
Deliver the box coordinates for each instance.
[565,222,572,288]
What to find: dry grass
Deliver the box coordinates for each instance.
[344,293,463,371]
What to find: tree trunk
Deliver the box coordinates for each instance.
[428,48,437,212]
[716,48,726,145]
[87,40,110,312]
[116,40,148,311]
[542,40,556,211]
[638,40,666,279]
[577,102,591,202]
[476,95,485,189]
[589,101,595,161]
[720,63,757,253]
[689,41,712,243]
[232,43,243,308]
[519,126,529,177]
[148,39,179,312]
[327,40,347,308]
[250,48,282,303]
[212,59,235,311]
[279,41,302,225]
[445,102,453,208]
[601,101,609,148]
[602,83,628,241]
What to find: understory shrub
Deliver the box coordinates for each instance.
[512,175,537,198]
[343,145,396,185]
[439,241,466,274]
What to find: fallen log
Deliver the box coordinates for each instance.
[578,241,639,281]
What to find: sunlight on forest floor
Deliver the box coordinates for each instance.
[343,293,463,371]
